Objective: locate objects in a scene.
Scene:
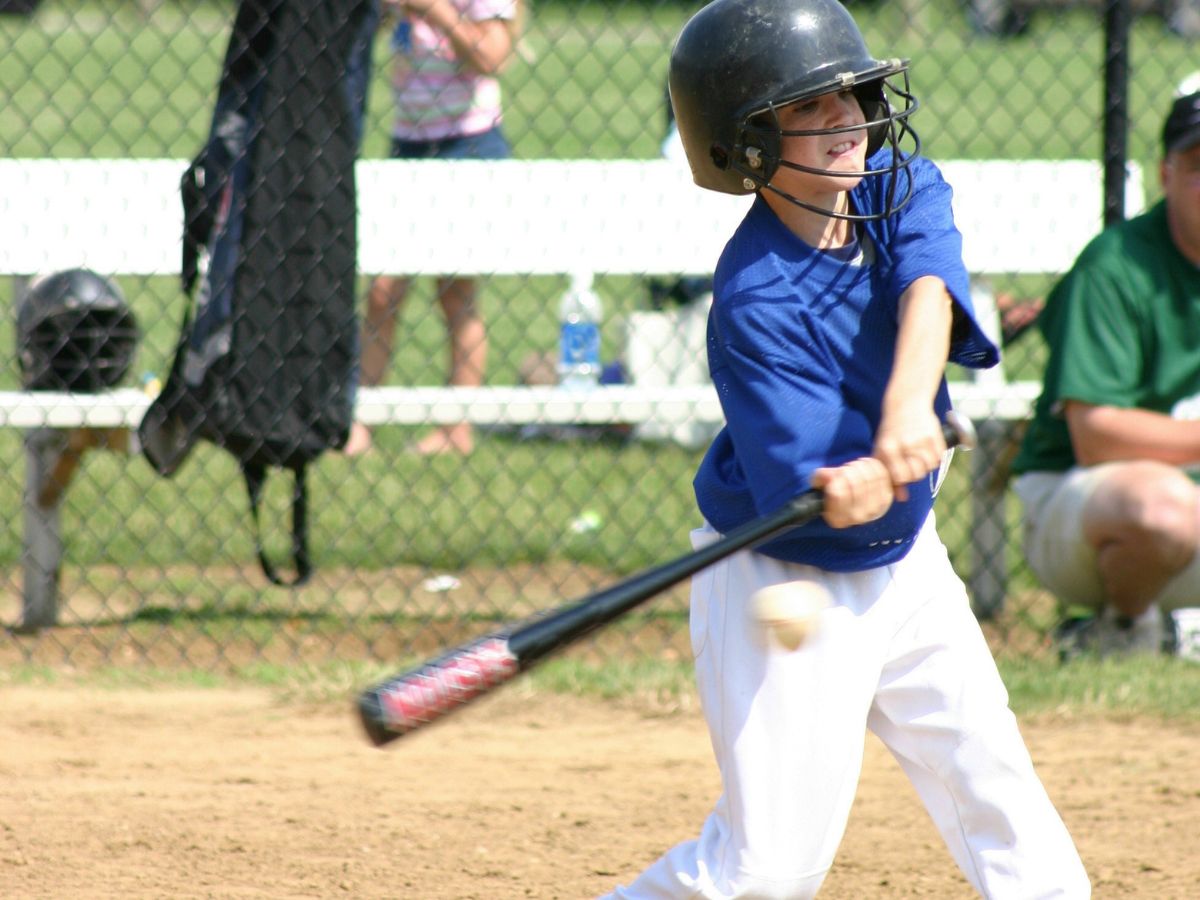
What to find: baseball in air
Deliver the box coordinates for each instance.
[751,581,831,651]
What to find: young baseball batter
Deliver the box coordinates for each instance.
[604,0,1090,897]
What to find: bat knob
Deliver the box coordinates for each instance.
[357,691,398,747]
[944,410,977,452]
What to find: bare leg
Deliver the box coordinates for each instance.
[345,275,410,457]
[1082,461,1200,616]
[411,277,487,456]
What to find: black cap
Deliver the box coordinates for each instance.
[1164,87,1200,155]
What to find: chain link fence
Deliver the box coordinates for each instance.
[0,0,1194,669]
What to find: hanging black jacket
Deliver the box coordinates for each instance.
[140,0,378,585]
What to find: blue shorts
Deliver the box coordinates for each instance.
[390,125,511,161]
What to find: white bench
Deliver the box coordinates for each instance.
[0,157,1144,629]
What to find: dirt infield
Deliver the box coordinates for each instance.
[2,685,1198,899]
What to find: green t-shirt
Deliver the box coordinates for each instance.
[1012,200,1200,474]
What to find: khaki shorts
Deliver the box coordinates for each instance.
[1012,467,1114,610]
[1014,465,1200,612]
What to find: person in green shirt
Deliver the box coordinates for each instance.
[1011,74,1200,658]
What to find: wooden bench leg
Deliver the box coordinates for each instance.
[20,426,131,632]
[21,428,66,632]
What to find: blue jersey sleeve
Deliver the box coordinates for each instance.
[857,153,999,372]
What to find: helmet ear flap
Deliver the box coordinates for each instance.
[735,110,783,188]
[853,82,890,157]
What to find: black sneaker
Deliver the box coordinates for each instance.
[1053,614,1098,663]
[1054,608,1167,662]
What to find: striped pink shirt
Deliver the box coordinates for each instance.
[390,0,516,142]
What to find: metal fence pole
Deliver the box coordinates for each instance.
[1103,0,1131,226]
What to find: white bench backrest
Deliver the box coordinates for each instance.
[941,159,1144,275]
[1,159,184,277]
[0,157,1143,279]
[357,159,748,275]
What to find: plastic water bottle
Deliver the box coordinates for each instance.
[558,271,602,389]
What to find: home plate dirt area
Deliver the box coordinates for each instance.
[3,685,1198,898]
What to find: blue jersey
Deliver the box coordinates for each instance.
[693,152,999,571]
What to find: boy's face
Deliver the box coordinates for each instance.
[771,89,869,197]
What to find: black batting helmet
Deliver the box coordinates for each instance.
[16,268,139,392]
[668,0,920,219]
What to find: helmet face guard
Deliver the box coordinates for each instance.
[669,0,922,220]
[17,268,139,393]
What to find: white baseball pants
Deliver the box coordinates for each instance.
[604,515,1089,899]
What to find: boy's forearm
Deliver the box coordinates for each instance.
[883,275,952,417]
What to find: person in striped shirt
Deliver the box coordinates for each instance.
[348,0,522,456]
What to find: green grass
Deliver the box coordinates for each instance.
[1001,654,1200,719]
[2,1,1191,165]
[6,652,1200,722]
[0,417,997,588]
[541,652,1200,722]
[0,424,706,572]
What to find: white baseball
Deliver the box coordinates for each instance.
[751,581,831,651]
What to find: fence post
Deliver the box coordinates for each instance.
[969,419,1016,621]
[1102,0,1131,226]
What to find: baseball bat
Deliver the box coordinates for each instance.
[357,411,976,747]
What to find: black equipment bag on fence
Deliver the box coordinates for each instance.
[139,0,377,586]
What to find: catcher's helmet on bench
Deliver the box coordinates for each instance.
[17,268,139,392]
